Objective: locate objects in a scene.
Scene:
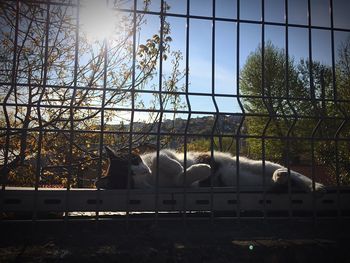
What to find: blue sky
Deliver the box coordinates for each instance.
[128,0,350,120]
[76,0,350,123]
[2,1,349,124]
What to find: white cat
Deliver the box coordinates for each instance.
[96,146,325,193]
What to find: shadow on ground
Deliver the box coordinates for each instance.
[1,219,349,263]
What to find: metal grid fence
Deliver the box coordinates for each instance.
[1,0,350,224]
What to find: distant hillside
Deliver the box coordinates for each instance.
[107,115,243,135]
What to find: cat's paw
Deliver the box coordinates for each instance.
[188,163,211,178]
[312,182,326,197]
[272,168,289,185]
[179,164,211,186]
[157,153,183,174]
[315,182,326,191]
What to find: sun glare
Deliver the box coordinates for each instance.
[80,1,119,43]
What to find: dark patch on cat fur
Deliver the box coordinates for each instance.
[196,154,223,187]
[196,154,221,172]
[96,147,140,189]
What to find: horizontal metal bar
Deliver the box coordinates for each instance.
[5,0,350,34]
[1,103,349,121]
[2,187,350,214]
[2,82,350,104]
[2,0,78,7]
[1,127,349,141]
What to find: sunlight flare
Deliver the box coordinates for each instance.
[80,1,119,43]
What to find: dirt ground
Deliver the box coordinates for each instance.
[1,219,350,263]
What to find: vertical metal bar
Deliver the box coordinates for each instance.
[307,0,319,223]
[235,0,244,222]
[182,0,191,225]
[329,0,343,221]
[34,2,51,223]
[329,0,338,103]
[284,0,298,221]
[126,0,138,228]
[2,0,19,192]
[1,0,19,223]
[210,0,219,224]
[284,0,289,111]
[96,0,110,224]
[260,0,268,220]
[155,0,165,225]
[311,121,322,222]
[285,0,292,221]
[334,125,345,220]
[66,0,80,225]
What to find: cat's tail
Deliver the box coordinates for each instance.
[272,168,326,194]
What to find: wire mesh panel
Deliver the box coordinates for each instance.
[1,0,350,224]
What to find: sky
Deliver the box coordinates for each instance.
[4,0,349,124]
[124,0,350,121]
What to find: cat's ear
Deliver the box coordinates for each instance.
[105,146,117,159]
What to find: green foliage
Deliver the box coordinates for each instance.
[0,1,185,187]
[185,137,237,155]
[240,42,305,161]
[240,40,350,185]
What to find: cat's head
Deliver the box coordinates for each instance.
[95,146,151,189]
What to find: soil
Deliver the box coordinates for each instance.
[1,218,349,263]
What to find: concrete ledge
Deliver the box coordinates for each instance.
[1,187,350,216]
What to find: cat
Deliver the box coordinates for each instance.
[95,146,325,193]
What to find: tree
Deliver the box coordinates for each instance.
[240,40,350,185]
[0,1,185,187]
[315,36,350,185]
[240,42,306,161]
